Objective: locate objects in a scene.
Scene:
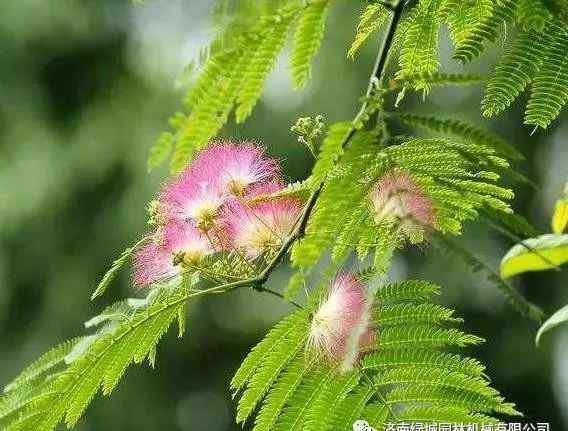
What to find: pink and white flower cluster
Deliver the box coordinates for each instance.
[308,272,376,372]
[134,142,304,287]
[369,169,436,242]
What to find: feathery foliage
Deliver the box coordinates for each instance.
[452,0,518,63]
[291,0,331,89]
[91,238,147,300]
[292,126,515,272]
[482,20,568,130]
[150,0,338,172]
[396,0,443,90]
[0,283,195,430]
[524,25,568,129]
[4,0,563,429]
[348,3,389,58]
[233,278,520,431]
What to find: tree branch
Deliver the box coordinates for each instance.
[183,1,408,308]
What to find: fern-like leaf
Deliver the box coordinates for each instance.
[91,238,146,300]
[236,310,309,423]
[524,25,568,129]
[0,288,192,430]
[235,277,519,430]
[452,0,518,63]
[397,0,443,89]
[394,113,522,160]
[482,26,557,118]
[517,0,552,30]
[348,3,389,58]
[3,338,81,394]
[236,7,299,122]
[291,0,330,89]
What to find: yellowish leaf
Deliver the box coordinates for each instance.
[500,234,568,278]
[552,198,568,234]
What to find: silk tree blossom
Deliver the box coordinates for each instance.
[133,222,216,288]
[369,169,436,242]
[159,166,227,231]
[191,141,281,197]
[308,272,376,372]
[162,221,215,266]
[222,182,303,259]
[133,241,181,288]
[158,142,281,232]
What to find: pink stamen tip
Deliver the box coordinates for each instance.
[133,240,180,288]
[221,182,303,259]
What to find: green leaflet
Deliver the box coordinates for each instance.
[348,3,390,58]
[394,113,522,161]
[3,338,82,394]
[517,0,552,31]
[524,24,568,129]
[397,0,443,90]
[147,132,174,171]
[452,0,518,63]
[500,233,568,278]
[236,311,309,423]
[150,0,336,171]
[91,237,147,300]
[443,0,493,47]
[291,128,379,270]
[252,355,311,431]
[231,310,309,393]
[536,303,568,346]
[481,25,547,117]
[0,288,192,430]
[291,0,331,89]
[235,6,300,123]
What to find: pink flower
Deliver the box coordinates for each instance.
[158,142,281,232]
[133,222,215,287]
[133,240,180,288]
[369,169,436,241]
[308,272,376,371]
[162,221,215,266]
[221,182,303,259]
[192,141,281,197]
[159,171,227,232]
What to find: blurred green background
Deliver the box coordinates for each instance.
[1,1,567,430]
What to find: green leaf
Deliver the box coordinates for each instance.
[291,0,331,89]
[524,25,568,129]
[147,132,174,171]
[235,7,299,123]
[536,303,568,346]
[3,338,81,393]
[500,234,568,278]
[348,3,389,58]
[397,0,443,90]
[91,238,147,300]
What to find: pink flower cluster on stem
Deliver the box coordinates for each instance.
[133,141,304,287]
